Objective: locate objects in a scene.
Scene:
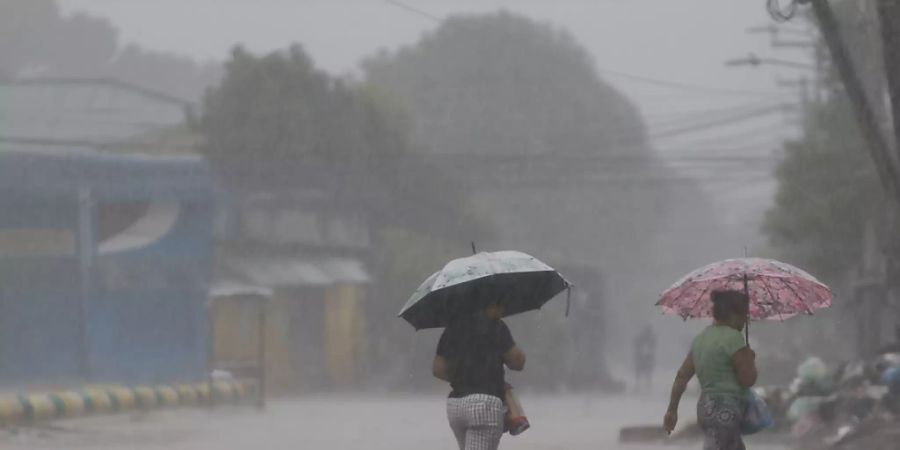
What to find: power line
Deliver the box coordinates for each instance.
[643,102,785,130]
[596,68,784,98]
[648,104,791,141]
[382,0,441,23]
[659,123,793,149]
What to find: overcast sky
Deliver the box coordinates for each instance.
[60,0,816,230]
[58,1,811,104]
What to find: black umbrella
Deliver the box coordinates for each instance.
[398,250,571,330]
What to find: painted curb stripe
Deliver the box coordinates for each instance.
[0,380,255,422]
[83,390,113,414]
[56,392,86,417]
[133,387,158,409]
[175,384,198,405]
[196,384,211,404]
[108,387,137,411]
[157,386,179,407]
[212,381,234,402]
[47,394,66,417]
[17,396,33,421]
[106,390,121,412]
[0,398,24,422]
[23,395,56,421]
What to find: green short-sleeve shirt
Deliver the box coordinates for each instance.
[691,325,748,398]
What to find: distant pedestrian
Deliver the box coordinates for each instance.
[664,290,758,450]
[634,325,657,391]
[432,300,527,450]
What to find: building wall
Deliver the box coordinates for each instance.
[324,284,365,388]
[0,193,213,387]
[210,283,368,393]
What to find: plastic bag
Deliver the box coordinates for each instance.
[797,357,828,384]
[504,387,530,436]
[741,389,774,435]
[787,396,827,422]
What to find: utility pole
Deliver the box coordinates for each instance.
[878,0,900,151]
[877,0,900,345]
[808,0,900,204]
[773,0,900,355]
[77,188,95,380]
[777,77,812,107]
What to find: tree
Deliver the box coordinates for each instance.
[197,45,482,234]
[0,0,219,101]
[363,12,649,158]
[196,45,494,387]
[763,96,881,281]
[764,0,886,283]
[198,45,342,189]
[363,12,727,383]
[758,1,893,362]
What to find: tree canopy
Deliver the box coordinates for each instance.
[196,44,489,239]
[0,0,219,101]
[763,2,886,284]
[363,12,648,158]
[362,11,729,384]
[362,11,720,289]
[763,95,881,281]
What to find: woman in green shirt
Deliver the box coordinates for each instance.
[663,290,758,450]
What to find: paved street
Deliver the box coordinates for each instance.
[0,393,791,450]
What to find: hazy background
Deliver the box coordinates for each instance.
[52,0,811,368]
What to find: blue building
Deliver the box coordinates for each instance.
[0,78,215,386]
[0,148,215,386]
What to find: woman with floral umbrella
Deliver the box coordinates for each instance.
[657,258,831,450]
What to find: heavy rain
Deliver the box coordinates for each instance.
[0,0,898,449]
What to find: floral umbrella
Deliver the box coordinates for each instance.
[656,258,831,322]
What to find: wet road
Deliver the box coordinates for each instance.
[1,394,792,450]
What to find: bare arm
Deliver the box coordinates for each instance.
[664,352,695,434]
[731,347,757,388]
[503,345,526,371]
[432,355,450,382]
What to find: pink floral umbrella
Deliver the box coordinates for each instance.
[656,258,831,322]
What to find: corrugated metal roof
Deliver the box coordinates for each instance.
[222,256,371,289]
[0,78,188,149]
[319,257,371,283]
[209,281,273,299]
[227,257,333,288]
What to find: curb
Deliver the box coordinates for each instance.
[0,380,257,423]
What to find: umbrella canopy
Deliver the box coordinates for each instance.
[399,251,570,330]
[656,258,831,321]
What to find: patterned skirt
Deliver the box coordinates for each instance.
[697,393,747,450]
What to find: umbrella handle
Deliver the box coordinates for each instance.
[745,319,750,347]
[743,273,750,347]
[565,286,571,317]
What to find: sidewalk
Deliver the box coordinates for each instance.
[0,393,793,450]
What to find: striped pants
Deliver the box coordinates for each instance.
[447,394,506,450]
